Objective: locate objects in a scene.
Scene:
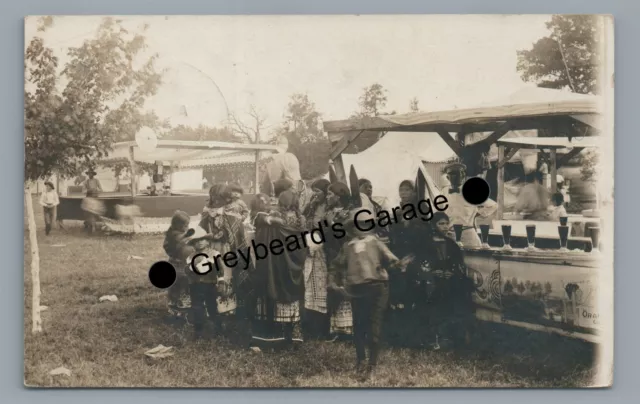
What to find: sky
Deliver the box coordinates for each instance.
[25,15,552,133]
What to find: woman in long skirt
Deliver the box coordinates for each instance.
[301,179,331,339]
[324,182,354,341]
[250,190,307,350]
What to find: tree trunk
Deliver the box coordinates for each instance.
[25,185,42,333]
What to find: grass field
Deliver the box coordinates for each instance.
[24,198,598,388]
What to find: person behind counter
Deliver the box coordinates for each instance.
[547,192,567,222]
[515,171,550,220]
[440,162,497,248]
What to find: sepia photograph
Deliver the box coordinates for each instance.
[24,14,614,388]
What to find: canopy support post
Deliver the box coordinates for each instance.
[330,130,365,160]
[497,145,505,220]
[549,149,557,195]
[129,146,137,198]
[436,129,463,157]
[332,154,347,183]
[498,146,521,169]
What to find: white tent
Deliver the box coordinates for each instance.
[338,132,456,207]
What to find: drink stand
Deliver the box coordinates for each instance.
[323,93,606,343]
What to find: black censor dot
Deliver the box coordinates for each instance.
[462,177,490,205]
[149,261,177,289]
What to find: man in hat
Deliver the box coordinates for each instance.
[83,168,103,234]
[440,162,497,248]
[84,168,102,197]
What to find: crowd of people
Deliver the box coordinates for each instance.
[162,162,479,378]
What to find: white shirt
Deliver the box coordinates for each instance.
[440,187,497,247]
[39,190,60,207]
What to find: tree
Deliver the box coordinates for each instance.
[227,105,270,144]
[352,83,389,117]
[345,83,396,154]
[277,93,329,180]
[283,93,324,143]
[517,15,603,184]
[517,15,602,95]
[409,97,420,113]
[24,16,163,333]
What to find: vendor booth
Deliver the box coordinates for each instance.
[322,87,609,343]
[57,140,280,232]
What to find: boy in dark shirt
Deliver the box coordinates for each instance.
[329,211,411,377]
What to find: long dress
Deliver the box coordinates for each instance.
[250,209,306,346]
[324,206,353,337]
[302,202,330,338]
[199,205,250,316]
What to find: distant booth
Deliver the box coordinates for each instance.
[57,140,279,233]
[323,88,609,343]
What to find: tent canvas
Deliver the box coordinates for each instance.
[336,131,455,206]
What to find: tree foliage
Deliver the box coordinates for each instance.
[517,15,603,182]
[352,83,390,118]
[25,17,165,182]
[275,93,330,180]
[517,15,602,95]
[283,93,324,143]
[345,83,396,154]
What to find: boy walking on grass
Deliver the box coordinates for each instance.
[329,211,412,378]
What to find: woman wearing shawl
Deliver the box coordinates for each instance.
[199,183,251,318]
[250,189,307,349]
[358,178,390,242]
[301,178,332,339]
[324,182,355,341]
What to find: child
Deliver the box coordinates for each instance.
[328,210,410,377]
[184,226,225,340]
[163,210,195,320]
[224,183,250,222]
[421,212,474,350]
[39,181,60,236]
[548,192,567,222]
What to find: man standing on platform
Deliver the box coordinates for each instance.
[440,162,497,248]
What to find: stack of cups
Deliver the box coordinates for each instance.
[558,216,569,252]
[501,224,512,251]
[479,224,490,249]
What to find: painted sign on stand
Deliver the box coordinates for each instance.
[464,248,600,337]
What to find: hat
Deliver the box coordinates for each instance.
[556,174,565,183]
[86,168,97,175]
[444,162,466,174]
[185,226,209,244]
